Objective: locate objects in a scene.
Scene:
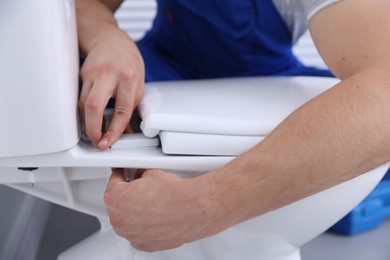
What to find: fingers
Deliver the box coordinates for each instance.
[105,168,201,253]
[78,80,91,126]
[104,168,125,207]
[131,240,184,253]
[124,124,134,134]
[105,168,127,205]
[78,30,145,149]
[79,68,117,146]
[134,169,147,179]
[107,168,145,186]
[108,168,126,184]
[98,80,137,149]
[79,69,143,149]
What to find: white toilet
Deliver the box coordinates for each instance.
[0,1,388,260]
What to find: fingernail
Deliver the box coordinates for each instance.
[98,137,109,149]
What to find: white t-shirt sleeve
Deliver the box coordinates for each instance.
[300,0,342,20]
[272,0,342,43]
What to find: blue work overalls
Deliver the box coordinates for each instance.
[137,0,333,81]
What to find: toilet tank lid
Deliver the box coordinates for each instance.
[139,76,339,138]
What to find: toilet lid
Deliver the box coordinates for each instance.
[139,76,339,155]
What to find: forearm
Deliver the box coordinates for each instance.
[197,68,390,230]
[75,0,126,56]
[195,0,390,233]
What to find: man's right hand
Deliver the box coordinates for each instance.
[79,32,144,149]
[76,0,145,149]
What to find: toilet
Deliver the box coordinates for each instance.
[0,1,388,260]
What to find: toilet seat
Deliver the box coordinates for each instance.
[0,76,339,166]
[139,76,340,155]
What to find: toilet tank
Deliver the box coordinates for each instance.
[0,0,80,158]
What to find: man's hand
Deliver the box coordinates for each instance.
[76,0,144,149]
[78,33,144,149]
[104,168,227,252]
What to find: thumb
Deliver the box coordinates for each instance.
[107,168,127,187]
[138,169,180,181]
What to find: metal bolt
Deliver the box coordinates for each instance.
[18,167,39,188]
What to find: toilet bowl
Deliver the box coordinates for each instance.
[0,76,389,260]
[1,1,389,259]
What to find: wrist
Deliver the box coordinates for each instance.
[191,153,275,232]
[76,0,127,56]
[190,170,239,237]
[81,24,131,56]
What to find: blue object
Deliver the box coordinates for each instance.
[382,168,390,181]
[330,168,390,235]
[137,0,332,82]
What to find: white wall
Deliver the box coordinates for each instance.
[115,0,157,41]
